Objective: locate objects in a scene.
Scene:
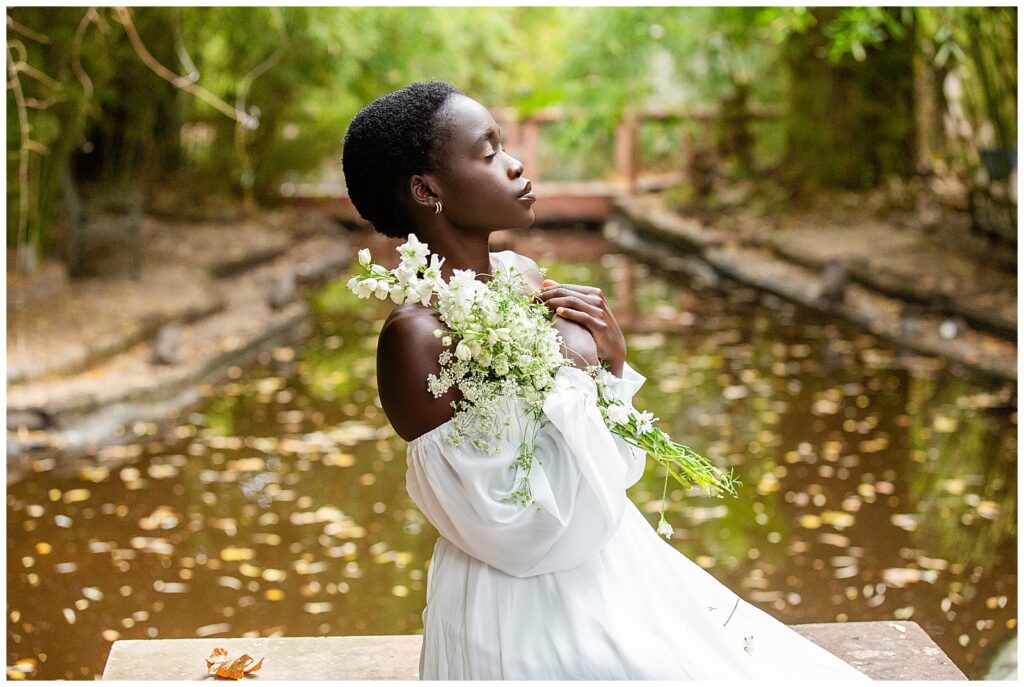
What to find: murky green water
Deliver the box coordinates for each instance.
[7,230,1016,679]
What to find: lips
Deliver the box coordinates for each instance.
[517,181,535,200]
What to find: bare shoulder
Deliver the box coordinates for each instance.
[377,304,459,442]
[495,250,544,290]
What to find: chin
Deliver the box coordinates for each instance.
[513,207,536,230]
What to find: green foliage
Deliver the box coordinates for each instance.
[6,6,1018,258]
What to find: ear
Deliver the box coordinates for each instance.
[409,174,441,210]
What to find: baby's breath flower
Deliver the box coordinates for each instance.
[347,236,737,515]
[657,517,674,540]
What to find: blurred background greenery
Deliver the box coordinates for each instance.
[6,6,1018,262]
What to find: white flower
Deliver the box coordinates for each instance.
[635,410,656,434]
[432,328,443,338]
[422,253,446,286]
[442,336,452,347]
[397,233,430,269]
[454,340,472,361]
[389,283,407,304]
[657,518,674,540]
[374,282,390,300]
[394,263,419,286]
[353,278,375,299]
[605,403,631,425]
[358,248,371,267]
[413,279,434,306]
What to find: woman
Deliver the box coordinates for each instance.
[342,81,871,680]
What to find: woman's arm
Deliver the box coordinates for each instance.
[377,306,460,442]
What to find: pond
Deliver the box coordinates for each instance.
[7,228,1017,680]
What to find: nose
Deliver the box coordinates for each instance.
[506,152,524,179]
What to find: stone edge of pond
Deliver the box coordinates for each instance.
[7,227,354,484]
[609,195,1017,384]
[99,621,967,680]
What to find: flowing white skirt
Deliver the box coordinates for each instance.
[405,363,870,680]
[417,501,870,680]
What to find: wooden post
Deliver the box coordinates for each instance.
[615,110,638,194]
[521,118,540,182]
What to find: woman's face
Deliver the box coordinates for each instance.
[429,95,535,234]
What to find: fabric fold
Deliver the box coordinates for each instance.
[405,364,645,578]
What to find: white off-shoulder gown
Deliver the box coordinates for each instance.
[405,356,871,680]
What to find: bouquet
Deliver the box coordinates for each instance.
[348,235,739,538]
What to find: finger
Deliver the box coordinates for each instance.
[539,288,603,307]
[542,279,559,287]
[545,296,604,317]
[541,283,602,297]
[553,305,602,330]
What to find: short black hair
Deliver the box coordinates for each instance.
[342,81,462,238]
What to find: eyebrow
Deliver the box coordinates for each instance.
[473,128,500,147]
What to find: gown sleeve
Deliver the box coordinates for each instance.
[405,363,648,578]
[602,362,649,489]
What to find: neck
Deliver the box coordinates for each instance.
[419,226,494,283]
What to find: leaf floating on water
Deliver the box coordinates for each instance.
[976,500,999,519]
[196,623,231,638]
[821,511,855,529]
[882,567,939,588]
[62,489,91,504]
[323,452,356,468]
[6,657,38,680]
[205,647,265,679]
[220,547,255,562]
[890,513,919,532]
[798,514,821,529]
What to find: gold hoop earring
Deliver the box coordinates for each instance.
[433,201,443,214]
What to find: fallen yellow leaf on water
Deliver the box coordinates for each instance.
[205,647,264,680]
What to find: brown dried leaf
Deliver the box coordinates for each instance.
[205,647,229,672]
[204,648,264,680]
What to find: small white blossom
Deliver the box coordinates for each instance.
[605,403,631,425]
[454,340,472,361]
[635,410,656,434]
[657,518,674,539]
[397,233,430,269]
[389,283,407,304]
[358,248,371,267]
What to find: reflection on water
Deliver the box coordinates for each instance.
[7,230,1016,680]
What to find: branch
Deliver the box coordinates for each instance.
[234,7,289,201]
[71,8,96,101]
[7,40,62,90]
[25,93,65,109]
[171,14,199,83]
[6,14,50,44]
[112,6,256,128]
[7,41,33,264]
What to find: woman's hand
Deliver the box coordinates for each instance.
[538,278,627,377]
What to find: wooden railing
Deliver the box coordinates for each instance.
[490,104,783,192]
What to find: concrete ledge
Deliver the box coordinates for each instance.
[609,203,1017,382]
[101,622,966,680]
